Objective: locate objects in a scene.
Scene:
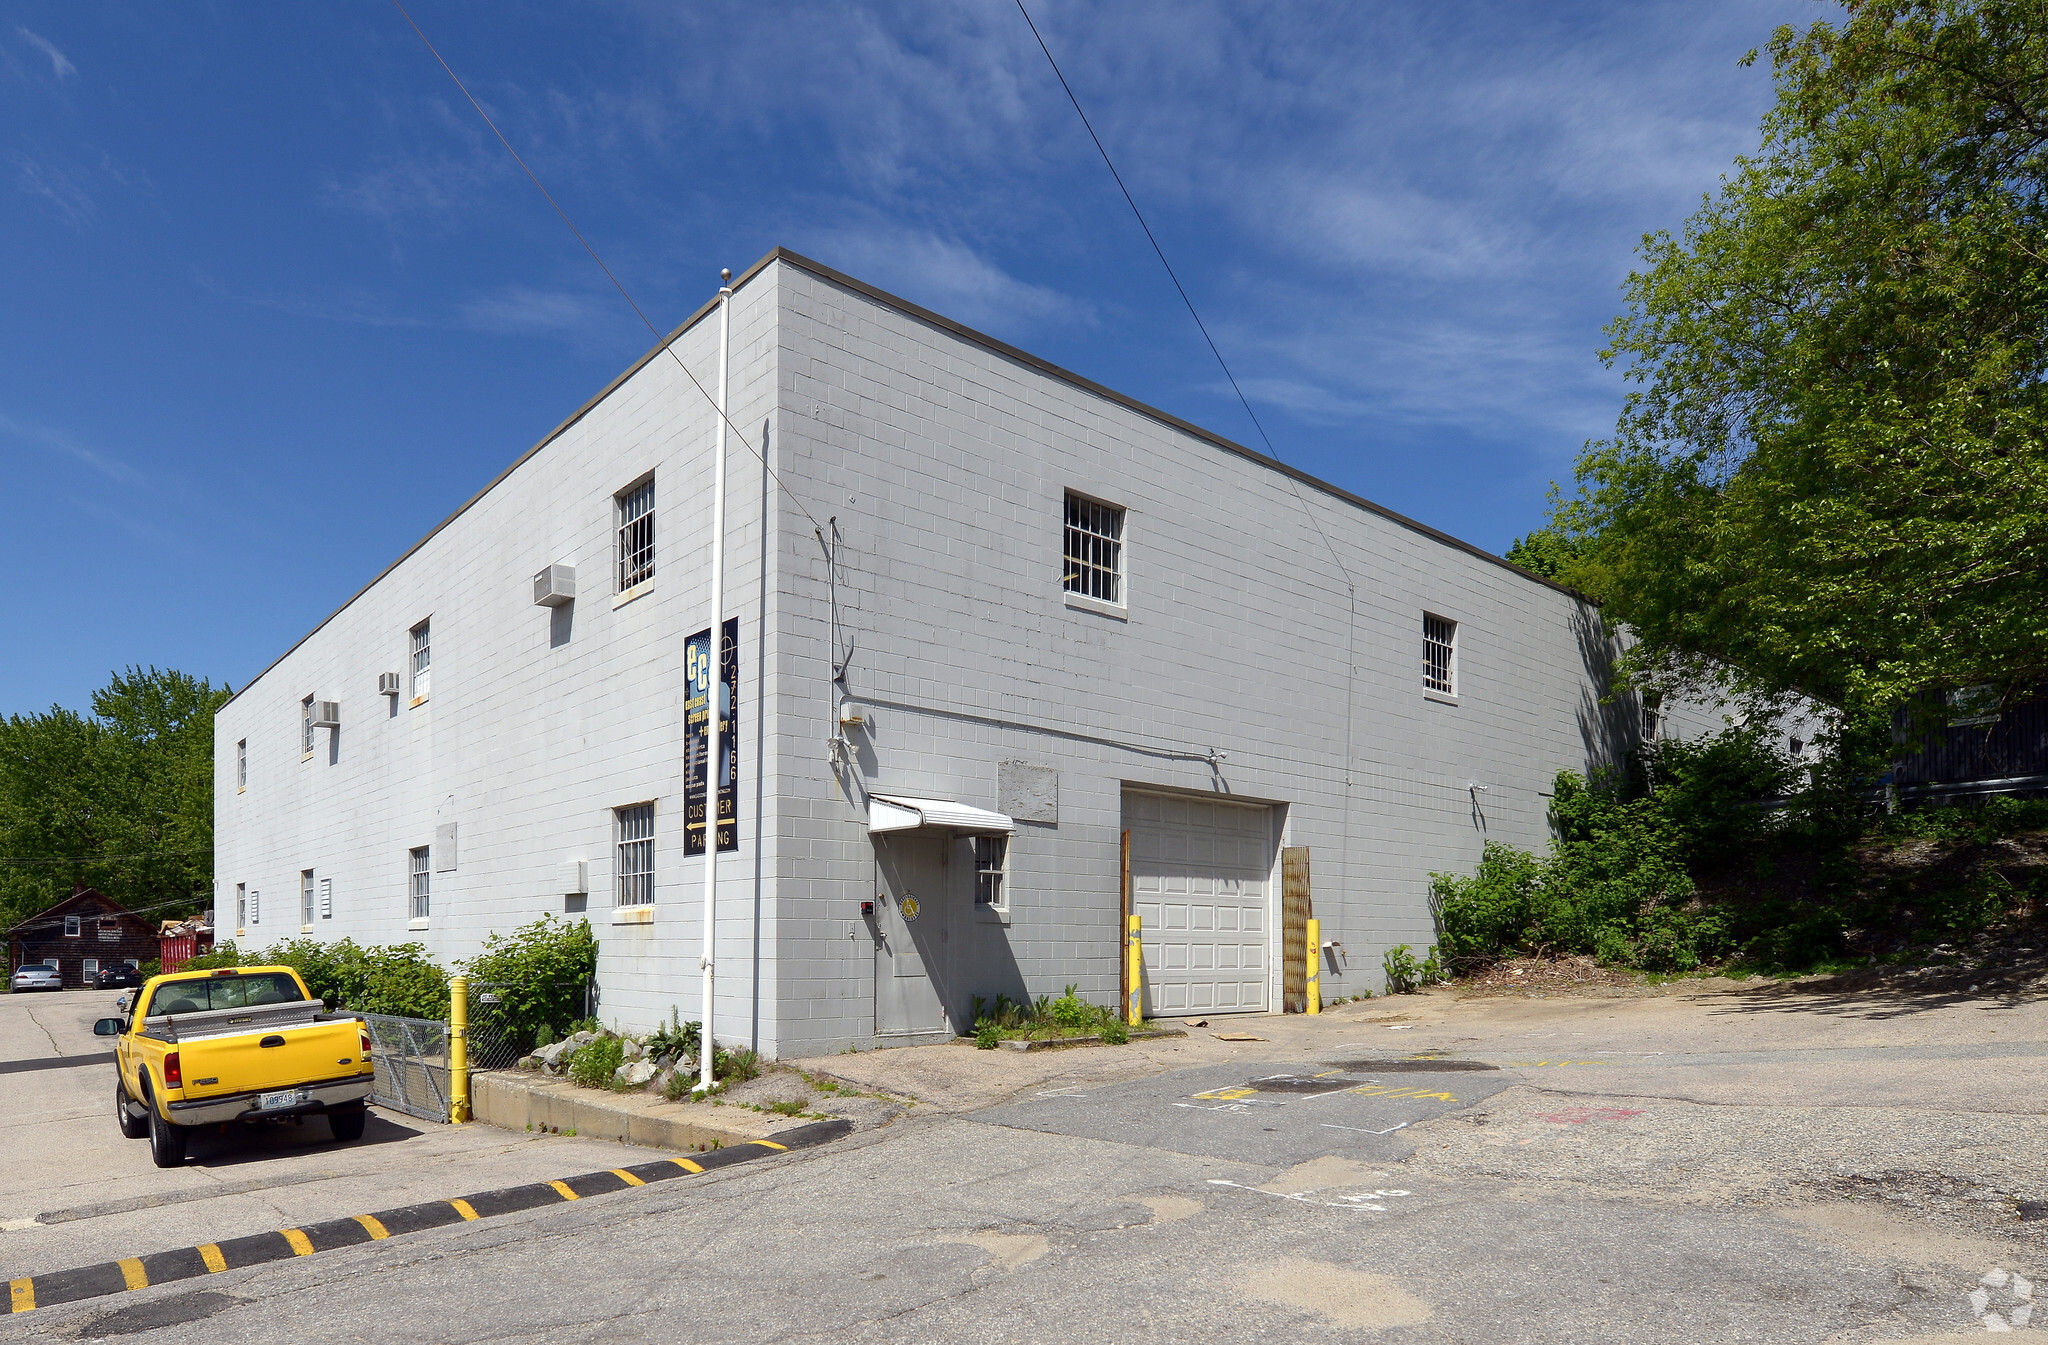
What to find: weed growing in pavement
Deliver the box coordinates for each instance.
[567,1035,624,1088]
[970,987,1127,1043]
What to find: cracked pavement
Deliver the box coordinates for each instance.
[5,975,2044,1341]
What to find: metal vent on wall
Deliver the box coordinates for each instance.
[312,701,341,728]
[533,564,576,607]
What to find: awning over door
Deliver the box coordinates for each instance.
[867,794,1014,836]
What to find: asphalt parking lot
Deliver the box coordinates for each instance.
[0,986,672,1283]
[4,977,2045,1342]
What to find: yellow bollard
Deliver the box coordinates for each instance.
[449,975,471,1123]
[1305,918,1321,1015]
[1126,914,1144,1026]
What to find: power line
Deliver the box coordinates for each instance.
[387,1,824,536]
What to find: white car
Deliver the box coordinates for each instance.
[10,964,63,993]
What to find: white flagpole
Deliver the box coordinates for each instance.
[698,267,732,1094]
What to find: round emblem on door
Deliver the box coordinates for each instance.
[899,895,920,922]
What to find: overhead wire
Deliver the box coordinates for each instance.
[1012,1,1366,881]
[387,1,824,537]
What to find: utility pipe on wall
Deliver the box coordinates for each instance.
[698,269,732,1095]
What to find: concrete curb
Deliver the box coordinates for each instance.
[6,1120,852,1318]
[472,1070,802,1152]
[995,1028,1188,1052]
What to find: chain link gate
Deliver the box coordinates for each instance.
[466,980,597,1072]
[361,1012,451,1123]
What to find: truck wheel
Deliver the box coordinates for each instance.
[147,1095,187,1168]
[328,1105,367,1143]
[116,1079,147,1139]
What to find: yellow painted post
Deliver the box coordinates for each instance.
[449,974,471,1123]
[1125,914,1143,1025]
[1305,918,1321,1015]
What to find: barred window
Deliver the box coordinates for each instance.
[409,847,431,920]
[236,739,247,790]
[236,883,247,929]
[1423,614,1457,695]
[300,869,316,926]
[1063,493,1124,604]
[410,620,432,701]
[301,696,315,756]
[974,835,1008,909]
[617,479,656,591]
[616,803,655,906]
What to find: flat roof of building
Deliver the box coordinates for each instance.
[225,246,1578,707]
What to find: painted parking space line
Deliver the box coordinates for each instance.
[6,1121,851,1317]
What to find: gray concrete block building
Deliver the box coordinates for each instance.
[213,247,1651,1058]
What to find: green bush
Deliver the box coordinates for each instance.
[461,916,597,1046]
[974,1020,1000,1049]
[1099,1017,1130,1045]
[1382,944,1422,994]
[567,1035,624,1088]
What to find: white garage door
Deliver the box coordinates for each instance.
[1126,790,1272,1015]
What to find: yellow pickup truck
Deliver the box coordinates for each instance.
[94,966,377,1168]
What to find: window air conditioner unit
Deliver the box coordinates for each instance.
[378,672,402,696]
[533,564,576,607]
[312,701,341,728]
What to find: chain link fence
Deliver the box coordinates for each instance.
[362,1012,450,1123]
[467,980,597,1072]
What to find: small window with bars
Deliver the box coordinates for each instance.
[616,803,655,906]
[1063,492,1124,605]
[1423,614,1457,696]
[617,478,656,591]
[236,883,247,929]
[237,739,247,791]
[974,835,1008,910]
[301,696,315,756]
[300,870,316,926]
[410,620,432,701]
[409,847,431,920]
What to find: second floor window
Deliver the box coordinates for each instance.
[1423,614,1458,696]
[1063,492,1124,604]
[618,478,655,591]
[236,739,247,790]
[301,870,316,926]
[616,803,654,906]
[409,847,431,920]
[236,883,247,928]
[301,696,315,755]
[410,620,432,701]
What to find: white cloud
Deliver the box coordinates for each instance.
[16,26,75,80]
[456,284,613,339]
[802,225,1093,334]
[0,410,140,484]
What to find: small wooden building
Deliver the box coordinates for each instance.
[5,888,160,988]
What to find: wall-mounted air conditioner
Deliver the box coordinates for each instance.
[533,564,576,607]
[312,701,341,728]
[378,672,402,696]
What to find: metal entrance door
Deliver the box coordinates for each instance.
[872,833,958,1039]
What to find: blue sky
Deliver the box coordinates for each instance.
[1,1,1822,715]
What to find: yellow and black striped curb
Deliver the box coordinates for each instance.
[8,1119,850,1316]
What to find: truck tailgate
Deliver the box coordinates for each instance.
[177,1019,366,1101]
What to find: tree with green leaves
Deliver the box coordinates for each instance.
[0,668,228,932]
[1549,0,2048,719]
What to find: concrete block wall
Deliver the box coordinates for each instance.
[761,257,1643,1057]
[213,267,788,1045]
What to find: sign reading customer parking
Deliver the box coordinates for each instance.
[685,617,739,855]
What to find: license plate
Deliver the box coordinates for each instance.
[258,1089,306,1110]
